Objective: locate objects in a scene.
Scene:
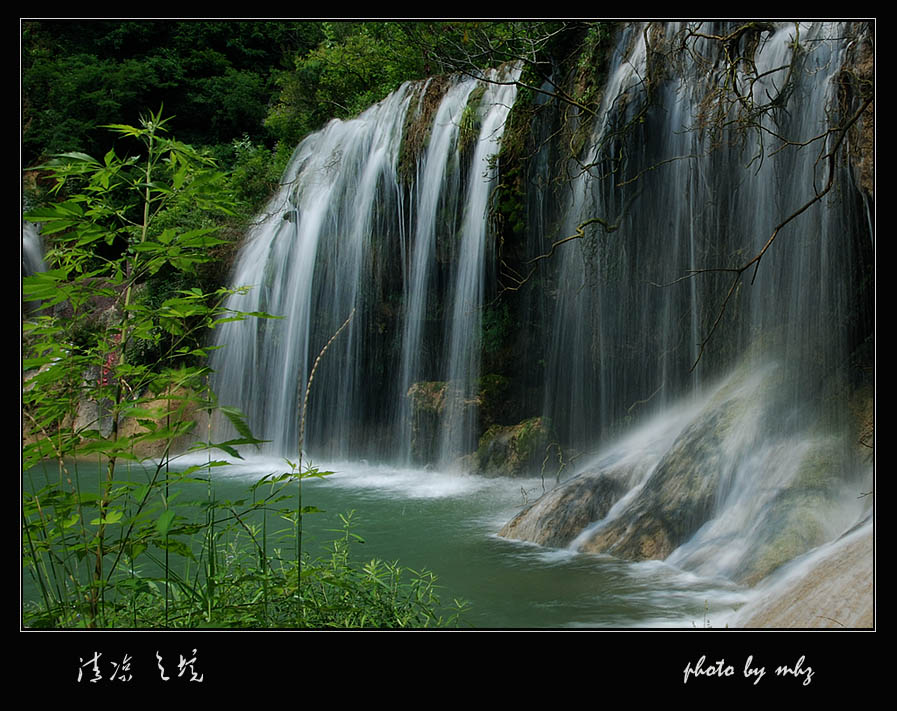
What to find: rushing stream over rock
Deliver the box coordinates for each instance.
[211,22,873,625]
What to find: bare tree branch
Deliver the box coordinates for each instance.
[654,93,873,371]
[497,190,640,296]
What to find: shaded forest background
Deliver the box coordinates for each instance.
[23,20,575,217]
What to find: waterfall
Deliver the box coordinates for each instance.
[396,77,478,461]
[22,220,47,315]
[212,66,520,462]
[211,83,412,459]
[435,73,519,465]
[211,21,871,593]
[504,21,873,586]
[542,21,872,448]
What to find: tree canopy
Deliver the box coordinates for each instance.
[22,20,323,166]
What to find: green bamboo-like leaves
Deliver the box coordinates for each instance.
[22,110,465,629]
[22,112,268,628]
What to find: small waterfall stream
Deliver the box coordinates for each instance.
[212,83,414,458]
[22,220,46,278]
[210,22,872,625]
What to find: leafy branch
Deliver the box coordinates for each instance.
[22,111,271,627]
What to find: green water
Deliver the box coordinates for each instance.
[23,455,749,629]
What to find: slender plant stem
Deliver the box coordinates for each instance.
[295,307,355,623]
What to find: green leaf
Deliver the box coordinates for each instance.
[209,442,242,459]
[51,151,102,165]
[218,407,265,445]
[90,509,123,525]
[154,537,196,560]
[156,509,176,537]
[101,123,144,137]
[127,542,148,561]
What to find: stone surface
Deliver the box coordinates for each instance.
[406,380,453,463]
[116,386,208,458]
[731,521,873,628]
[577,396,742,560]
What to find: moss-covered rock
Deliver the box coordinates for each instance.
[405,375,530,467]
[733,436,860,586]
[458,84,486,157]
[577,398,740,560]
[474,416,551,477]
[397,75,452,187]
[574,368,777,562]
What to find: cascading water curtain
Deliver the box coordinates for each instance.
[542,21,872,453]
[213,65,521,464]
[211,84,413,459]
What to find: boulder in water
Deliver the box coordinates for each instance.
[406,381,450,463]
[499,469,627,547]
[577,393,745,560]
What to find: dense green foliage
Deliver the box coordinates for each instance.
[22,20,588,191]
[23,20,318,219]
[265,22,425,152]
[22,21,321,164]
